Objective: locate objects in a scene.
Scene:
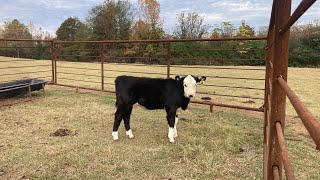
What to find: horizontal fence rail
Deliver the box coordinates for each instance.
[275,122,296,180]
[279,0,317,35]
[191,100,264,112]
[53,37,267,44]
[277,76,320,148]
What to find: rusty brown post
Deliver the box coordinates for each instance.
[50,41,55,84]
[28,85,32,98]
[267,0,291,179]
[53,42,57,84]
[279,0,317,35]
[100,43,105,91]
[42,83,45,96]
[264,0,276,178]
[167,41,171,79]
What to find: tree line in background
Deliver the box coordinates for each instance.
[0,0,319,67]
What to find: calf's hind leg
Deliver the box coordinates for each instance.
[123,106,134,138]
[112,108,123,141]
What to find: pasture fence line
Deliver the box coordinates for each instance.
[0,37,267,111]
[49,37,267,112]
[264,0,320,179]
[0,39,53,83]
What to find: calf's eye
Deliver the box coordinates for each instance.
[184,84,187,87]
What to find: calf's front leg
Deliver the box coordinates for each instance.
[166,106,177,143]
[174,115,178,138]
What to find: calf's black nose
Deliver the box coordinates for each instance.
[189,95,193,98]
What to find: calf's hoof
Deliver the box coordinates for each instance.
[169,138,175,143]
[173,132,178,138]
[126,129,134,139]
[112,131,119,141]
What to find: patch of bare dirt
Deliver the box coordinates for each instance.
[0,97,32,107]
[50,128,77,137]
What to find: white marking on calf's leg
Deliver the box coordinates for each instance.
[126,129,134,138]
[112,131,119,141]
[168,127,175,143]
[174,115,178,138]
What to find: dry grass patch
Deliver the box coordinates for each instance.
[0,87,319,179]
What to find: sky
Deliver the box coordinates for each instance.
[0,0,319,36]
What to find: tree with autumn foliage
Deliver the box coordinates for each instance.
[236,20,255,37]
[132,0,164,40]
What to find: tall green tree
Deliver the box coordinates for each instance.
[56,17,84,41]
[75,23,93,40]
[1,19,32,58]
[2,19,32,39]
[289,21,320,66]
[88,0,134,40]
[173,12,210,39]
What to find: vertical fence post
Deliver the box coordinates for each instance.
[51,41,58,84]
[100,43,105,91]
[268,0,291,179]
[50,41,55,84]
[167,41,171,79]
[264,25,275,180]
[54,42,57,84]
[264,1,276,179]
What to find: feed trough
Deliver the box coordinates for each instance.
[0,79,47,99]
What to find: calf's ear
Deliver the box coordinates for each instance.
[194,76,207,84]
[175,75,184,81]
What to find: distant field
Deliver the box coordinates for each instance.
[1,56,319,118]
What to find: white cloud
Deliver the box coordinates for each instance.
[199,13,224,22]
[37,0,89,10]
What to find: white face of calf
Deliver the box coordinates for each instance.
[183,75,197,98]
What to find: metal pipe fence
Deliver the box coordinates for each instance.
[264,0,320,179]
[49,37,267,112]
[0,39,53,84]
[0,37,267,113]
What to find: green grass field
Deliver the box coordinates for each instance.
[0,56,320,179]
